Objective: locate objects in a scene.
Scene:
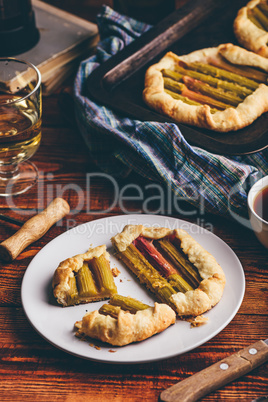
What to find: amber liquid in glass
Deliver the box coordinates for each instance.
[0,95,41,165]
[253,185,268,222]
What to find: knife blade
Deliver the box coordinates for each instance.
[0,213,24,226]
[160,339,268,402]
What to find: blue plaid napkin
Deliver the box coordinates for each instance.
[74,5,268,220]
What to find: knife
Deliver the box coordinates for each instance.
[160,339,268,402]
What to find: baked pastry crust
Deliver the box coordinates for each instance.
[112,225,226,317]
[143,43,268,132]
[75,302,176,346]
[234,0,268,57]
[53,245,115,306]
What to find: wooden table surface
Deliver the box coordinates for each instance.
[0,1,267,401]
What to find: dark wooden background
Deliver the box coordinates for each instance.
[0,1,267,401]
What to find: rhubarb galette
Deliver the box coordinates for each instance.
[143,43,268,132]
[53,245,117,306]
[75,294,176,346]
[234,0,268,57]
[111,225,226,318]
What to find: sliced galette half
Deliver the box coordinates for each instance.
[111,225,226,319]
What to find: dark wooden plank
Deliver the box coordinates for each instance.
[0,308,267,401]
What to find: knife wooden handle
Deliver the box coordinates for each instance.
[160,340,268,402]
[0,198,70,262]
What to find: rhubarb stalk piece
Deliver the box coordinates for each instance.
[182,76,243,106]
[109,294,150,313]
[247,8,265,29]
[189,62,259,90]
[90,254,118,296]
[99,294,150,318]
[53,245,118,306]
[118,243,178,308]
[259,1,268,17]
[163,77,231,109]
[76,263,99,299]
[133,236,193,293]
[156,238,202,289]
[67,276,79,305]
[163,66,253,98]
[252,5,268,30]
[207,56,268,83]
[99,304,121,318]
[164,89,219,113]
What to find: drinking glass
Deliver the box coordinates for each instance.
[0,58,42,196]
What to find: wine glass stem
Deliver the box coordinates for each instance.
[0,164,19,180]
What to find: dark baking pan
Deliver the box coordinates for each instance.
[87,0,268,155]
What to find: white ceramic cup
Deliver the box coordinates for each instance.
[247,175,268,249]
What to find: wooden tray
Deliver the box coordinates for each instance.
[87,0,268,155]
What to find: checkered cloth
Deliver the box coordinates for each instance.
[74,5,268,219]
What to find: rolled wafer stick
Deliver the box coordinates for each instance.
[0,198,70,262]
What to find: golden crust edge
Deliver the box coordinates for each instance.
[75,302,176,346]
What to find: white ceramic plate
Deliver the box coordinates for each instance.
[21,214,245,364]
